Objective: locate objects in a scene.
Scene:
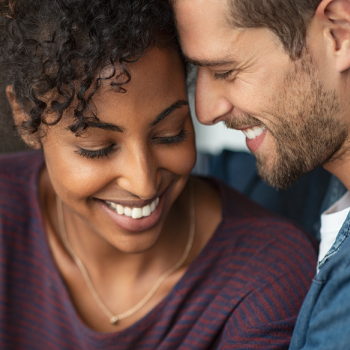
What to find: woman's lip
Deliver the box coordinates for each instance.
[98,190,165,208]
[97,191,166,232]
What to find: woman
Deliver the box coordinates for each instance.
[0,0,316,349]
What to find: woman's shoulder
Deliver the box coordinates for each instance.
[189,177,317,318]
[202,176,309,228]
[200,175,281,220]
[0,150,43,179]
[0,150,44,222]
[173,177,316,349]
[196,175,317,261]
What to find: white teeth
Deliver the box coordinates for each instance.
[243,125,266,140]
[245,128,256,139]
[142,205,151,217]
[109,202,117,211]
[105,197,160,219]
[253,126,264,137]
[124,207,132,217]
[116,204,124,215]
[132,208,142,219]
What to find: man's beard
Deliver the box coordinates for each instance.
[226,51,348,190]
[256,111,346,189]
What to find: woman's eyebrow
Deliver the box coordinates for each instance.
[150,100,188,127]
[84,99,188,131]
[86,122,124,132]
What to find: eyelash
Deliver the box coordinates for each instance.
[153,129,189,145]
[75,144,116,159]
[214,70,234,81]
[75,129,189,159]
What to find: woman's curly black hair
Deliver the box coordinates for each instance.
[0,0,178,135]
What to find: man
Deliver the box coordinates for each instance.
[172,0,350,349]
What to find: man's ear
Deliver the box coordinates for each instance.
[316,0,350,72]
[6,85,40,149]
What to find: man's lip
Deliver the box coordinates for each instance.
[245,128,268,153]
[233,124,263,131]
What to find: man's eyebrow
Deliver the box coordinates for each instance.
[185,57,237,68]
[86,122,124,132]
[150,100,189,126]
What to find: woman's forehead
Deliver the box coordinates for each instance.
[48,47,187,133]
[93,47,186,107]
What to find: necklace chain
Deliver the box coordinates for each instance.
[56,180,195,325]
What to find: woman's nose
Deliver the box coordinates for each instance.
[195,67,233,125]
[117,147,161,200]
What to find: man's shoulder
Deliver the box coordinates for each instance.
[317,227,350,281]
[290,233,350,350]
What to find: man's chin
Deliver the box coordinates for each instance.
[255,155,301,190]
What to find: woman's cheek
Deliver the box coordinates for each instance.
[46,151,109,200]
[160,139,196,176]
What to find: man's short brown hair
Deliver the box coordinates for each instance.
[229,0,321,59]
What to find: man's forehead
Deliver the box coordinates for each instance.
[174,0,241,58]
[181,35,242,70]
[173,0,232,27]
[180,28,244,69]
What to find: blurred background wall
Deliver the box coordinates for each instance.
[0,80,26,153]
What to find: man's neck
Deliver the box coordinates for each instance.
[323,157,350,192]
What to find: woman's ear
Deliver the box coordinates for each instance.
[316,0,350,72]
[6,85,40,149]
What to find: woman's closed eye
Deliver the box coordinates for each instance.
[152,129,189,145]
[75,128,190,160]
[75,143,117,159]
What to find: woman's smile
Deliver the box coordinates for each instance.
[104,197,160,219]
[98,189,166,232]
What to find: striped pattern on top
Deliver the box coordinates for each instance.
[0,151,317,350]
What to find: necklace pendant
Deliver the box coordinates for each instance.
[110,316,118,325]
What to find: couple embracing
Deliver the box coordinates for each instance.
[0,0,347,349]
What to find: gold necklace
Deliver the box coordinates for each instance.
[56,180,195,325]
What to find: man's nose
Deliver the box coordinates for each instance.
[195,67,233,125]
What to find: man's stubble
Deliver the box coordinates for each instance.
[226,50,348,189]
